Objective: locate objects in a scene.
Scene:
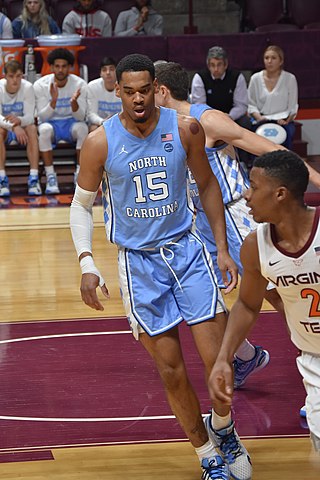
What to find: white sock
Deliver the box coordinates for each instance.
[211,409,231,431]
[75,164,80,173]
[30,169,38,177]
[235,339,256,361]
[45,165,55,176]
[195,440,217,463]
[0,169,6,177]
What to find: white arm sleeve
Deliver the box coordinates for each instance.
[70,184,98,257]
[70,185,106,287]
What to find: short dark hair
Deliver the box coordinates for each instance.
[100,57,117,69]
[253,150,309,199]
[4,60,23,74]
[116,54,155,82]
[155,62,189,101]
[47,48,75,66]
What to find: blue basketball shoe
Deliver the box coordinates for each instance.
[205,415,252,480]
[0,175,10,197]
[28,174,42,196]
[201,455,229,480]
[233,346,270,388]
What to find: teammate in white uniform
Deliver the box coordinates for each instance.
[0,60,40,197]
[34,48,88,194]
[155,61,286,387]
[86,57,122,132]
[209,150,320,453]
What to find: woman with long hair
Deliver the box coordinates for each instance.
[248,45,298,149]
[12,0,61,38]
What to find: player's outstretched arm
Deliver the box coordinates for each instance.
[205,109,285,156]
[208,232,268,403]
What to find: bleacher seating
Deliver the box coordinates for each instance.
[49,0,76,28]
[240,0,320,32]
[304,22,320,30]
[99,1,134,29]
[255,23,299,33]
[287,0,320,29]
[241,0,285,31]
[3,0,24,19]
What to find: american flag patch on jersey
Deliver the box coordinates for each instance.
[161,133,173,142]
[314,246,320,255]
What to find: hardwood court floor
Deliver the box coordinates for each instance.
[1,205,320,479]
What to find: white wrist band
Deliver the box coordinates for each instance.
[80,256,105,288]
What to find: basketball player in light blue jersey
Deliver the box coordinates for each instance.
[154,62,288,390]
[70,53,252,480]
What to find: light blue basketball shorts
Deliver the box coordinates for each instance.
[49,118,76,147]
[6,131,19,145]
[118,230,226,339]
[196,197,258,288]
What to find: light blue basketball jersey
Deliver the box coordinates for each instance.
[189,103,249,206]
[102,106,194,250]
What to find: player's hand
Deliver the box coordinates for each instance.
[217,251,238,293]
[5,114,20,126]
[140,6,149,22]
[208,359,234,405]
[80,273,110,311]
[50,82,59,103]
[13,125,28,145]
[71,88,81,102]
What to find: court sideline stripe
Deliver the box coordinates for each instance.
[0,330,132,345]
[0,434,310,453]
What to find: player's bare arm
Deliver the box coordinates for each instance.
[202,109,285,155]
[77,126,107,192]
[208,232,268,404]
[178,114,238,292]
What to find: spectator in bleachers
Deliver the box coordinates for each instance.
[0,12,13,38]
[62,0,112,37]
[86,57,122,132]
[33,48,88,194]
[247,45,298,150]
[191,45,252,166]
[12,0,60,39]
[114,0,163,36]
[191,46,251,129]
[0,60,40,197]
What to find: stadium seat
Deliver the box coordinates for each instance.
[99,0,134,29]
[242,0,285,30]
[287,0,320,28]
[255,23,300,33]
[3,0,23,20]
[303,22,320,30]
[50,0,76,29]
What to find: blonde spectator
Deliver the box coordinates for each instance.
[248,45,298,149]
[12,0,60,38]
